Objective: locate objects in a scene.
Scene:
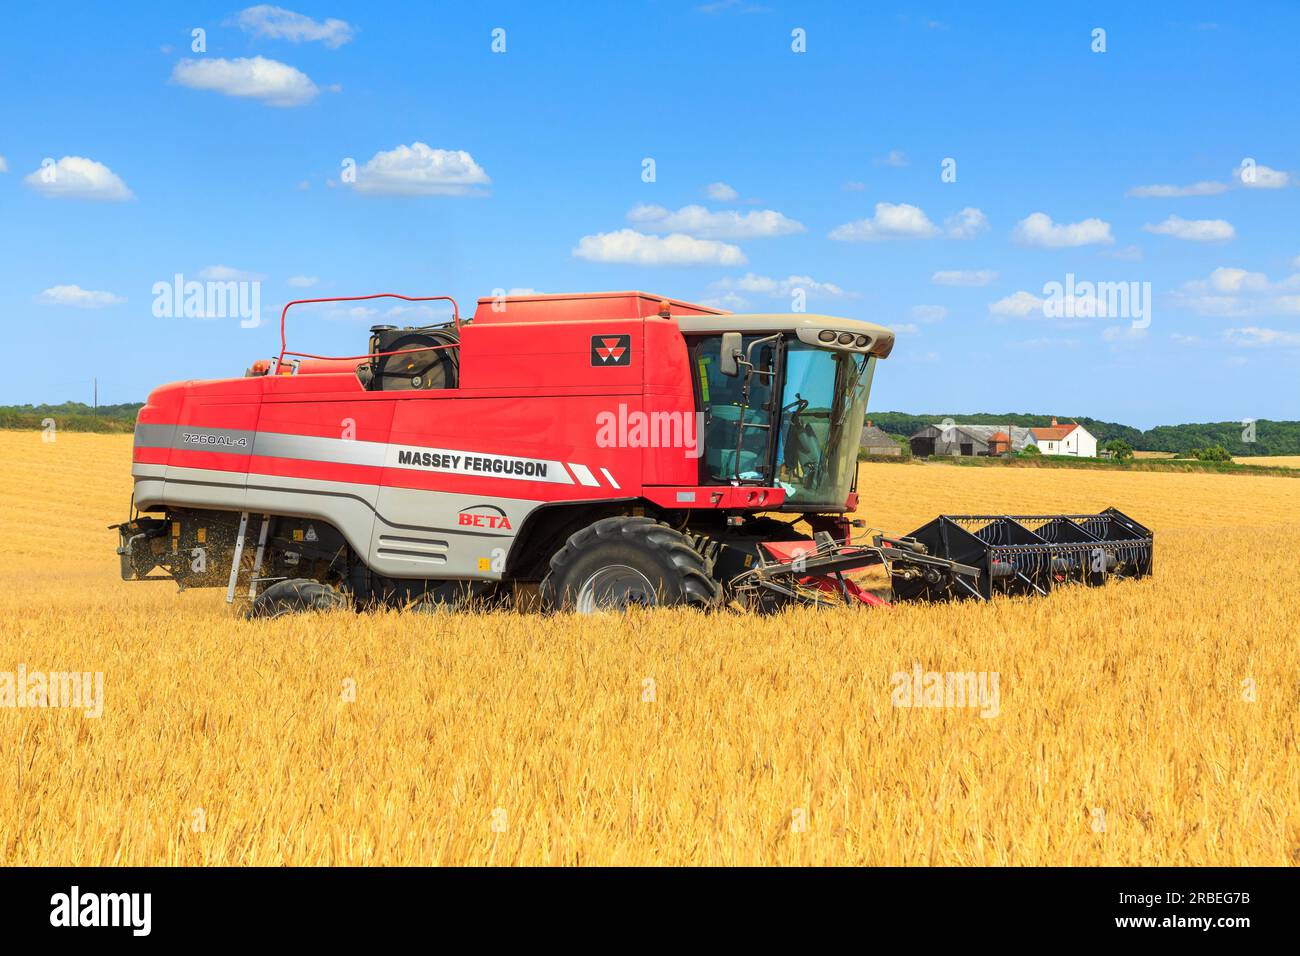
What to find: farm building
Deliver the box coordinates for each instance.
[859,421,902,456]
[1031,418,1097,457]
[909,423,1037,458]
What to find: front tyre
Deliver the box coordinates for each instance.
[540,516,721,613]
[247,578,350,619]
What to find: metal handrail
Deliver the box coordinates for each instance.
[276,293,461,366]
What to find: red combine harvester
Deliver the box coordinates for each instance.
[114,291,1153,616]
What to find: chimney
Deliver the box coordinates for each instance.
[1051,416,1058,426]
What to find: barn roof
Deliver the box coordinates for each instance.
[859,424,898,447]
[911,423,1037,450]
[1031,423,1080,441]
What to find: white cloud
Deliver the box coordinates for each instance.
[842,181,866,192]
[1172,267,1300,317]
[704,182,739,202]
[1102,325,1148,348]
[1205,267,1269,294]
[1225,327,1300,348]
[944,207,989,239]
[1123,163,1290,199]
[351,143,490,196]
[1126,181,1228,198]
[709,272,850,301]
[892,323,920,334]
[1013,336,1081,351]
[698,291,746,311]
[877,150,908,167]
[931,269,997,286]
[829,202,939,241]
[1170,333,1203,346]
[572,229,746,266]
[988,290,1046,318]
[830,204,987,242]
[627,203,803,239]
[199,265,265,281]
[286,275,319,288]
[1103,245,1144,262]
[1233,163,1290,189]
[234,5,355,47]
[34,284,125,308]
[172,56,319,107]
[1143,215,1235,242]
[1012,212,1113,248]
[23,156,133,201]
[910,304,947,322]
[0,156,7,173]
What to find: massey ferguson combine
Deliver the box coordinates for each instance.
[114,291,1153,616]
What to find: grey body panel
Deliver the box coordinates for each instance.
[132,452,548,581]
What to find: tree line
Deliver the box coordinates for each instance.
[864,412,1300,457]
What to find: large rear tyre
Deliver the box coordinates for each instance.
[540,516,720,613]
[247,578,350,619]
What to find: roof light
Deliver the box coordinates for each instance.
[855,334,870,347]
[818,329,836,342]
[837,332,855,345]
[657,300,672,318]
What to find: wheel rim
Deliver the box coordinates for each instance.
[575,565,657,613]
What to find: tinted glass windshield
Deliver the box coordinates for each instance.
[775,344,875,509]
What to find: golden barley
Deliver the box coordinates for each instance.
[0,432,1296,865]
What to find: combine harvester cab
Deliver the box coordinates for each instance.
[113,290,1153,616]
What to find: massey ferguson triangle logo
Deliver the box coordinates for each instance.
[591,334,631,366]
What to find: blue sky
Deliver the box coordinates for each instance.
[1,1,1297,427]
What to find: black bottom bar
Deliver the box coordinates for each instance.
[0,866,1287,941]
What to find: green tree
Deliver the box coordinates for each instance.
[1104,438,1134,460]
[1020,444,1042,456]
[1191,444,1231,462]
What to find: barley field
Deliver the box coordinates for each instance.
[1,431,1297,866]
[1234,455,1300,469]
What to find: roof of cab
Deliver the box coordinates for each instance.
[674,312,896,358]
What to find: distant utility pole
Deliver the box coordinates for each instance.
[93,377,98,409]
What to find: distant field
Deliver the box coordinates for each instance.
[1132,450,1177,460]
[1233,455,1300,469]
[1,430,1297,866]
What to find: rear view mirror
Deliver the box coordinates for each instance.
[719,332,742,377]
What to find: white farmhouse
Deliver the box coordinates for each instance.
[1030,417,1097,457]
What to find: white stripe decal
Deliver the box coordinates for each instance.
[568,463,600,487]
[599,467,620,490]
